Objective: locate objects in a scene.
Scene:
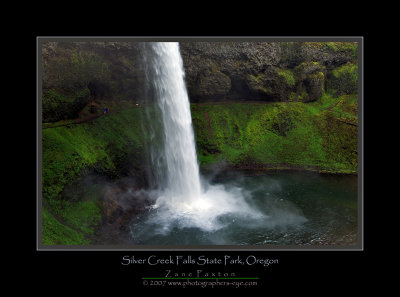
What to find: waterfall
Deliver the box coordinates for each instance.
[146,42,202,200]
[139,42,263,234]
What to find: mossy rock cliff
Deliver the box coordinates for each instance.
[42,41,358,110]
[180,41,357,102]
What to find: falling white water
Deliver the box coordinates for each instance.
[148,42,202,200]
[142,42,264,233]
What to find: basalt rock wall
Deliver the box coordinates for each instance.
[41,40,358,122]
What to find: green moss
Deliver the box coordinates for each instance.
[43,96,358,245]
[308,71,324,81]
[326,42,357,52]
[198,153,219,165]
[289,92,297,102]
[42,206,89,245]
[60,201,102,235]
[191,94,358,173]
[294,90,309,103]
[42,102,146,244]
[295,61,325,73]
[243,103,326,167]
[304,42,358,61]
[305,42,357,52]
[327,42,358,59]
[42,119,75,129]
[327,62,358,96]
[307,92,339,114]
[42,87,90,122]
[276,69,296,86]
[252,74,264,82]
[332,63,358,80]
[328,94,358,123]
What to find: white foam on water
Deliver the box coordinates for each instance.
[150,184,265,233]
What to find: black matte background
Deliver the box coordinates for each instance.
[25,21,377,291]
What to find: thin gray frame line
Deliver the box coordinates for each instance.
[36,36,362,43]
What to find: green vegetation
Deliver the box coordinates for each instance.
[42,95,358,245]
[42,102,146,245]
[42,119,75,129]
[308,71,324,81]
[304,42,358,60]
[326,42,358,59]
[327,62,358,96]
[191,92,358,173]
[252,74,264,82]
[294,61,326,75]
[42,87,90,122]
[332,63,358,81]
[276,69,296,86]
[42,207,89,245]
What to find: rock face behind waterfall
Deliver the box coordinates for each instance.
[41,41,357,122]
[180,42,282,101]
[179,42,357,102]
